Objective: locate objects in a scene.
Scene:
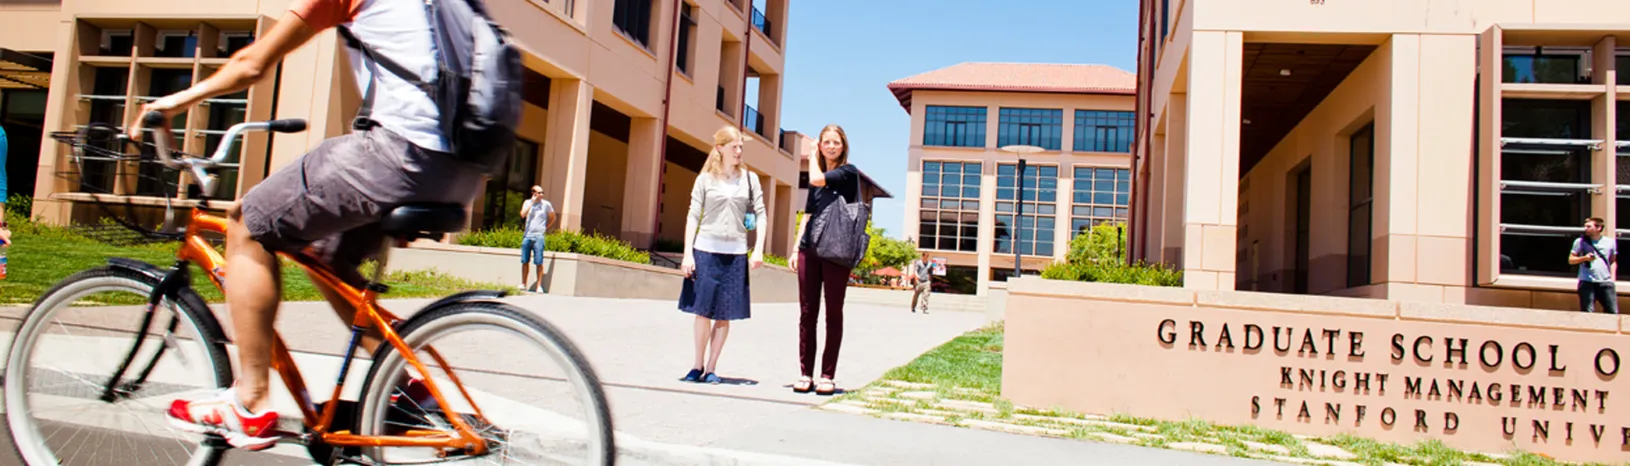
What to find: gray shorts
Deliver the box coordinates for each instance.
[238,127,485,287]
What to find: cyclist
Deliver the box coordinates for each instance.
[128,0,495,450]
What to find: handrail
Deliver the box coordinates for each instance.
[1498,180,1601,193]
[1500,137,1604,150]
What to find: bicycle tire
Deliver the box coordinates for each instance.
[4,265,234,466]
[352,301,616,465]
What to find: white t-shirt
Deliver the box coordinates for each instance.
[290,0,446,152]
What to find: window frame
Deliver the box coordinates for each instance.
[1073,110,1136,153]
[995,162,1060,257]
[918,160,983,253]
[996,107,1063,151]
[922,105,987,148]
[1070,165,1131,235]
[1347,123,1375,288]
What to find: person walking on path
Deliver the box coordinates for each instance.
[1569,216,1619,314]
[1,123,11,245]
[789,124,863,396]
[909,253,932,314]
[678,125,766,384]
[519,185,556,292]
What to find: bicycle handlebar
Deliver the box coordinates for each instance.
[138,110,307,197]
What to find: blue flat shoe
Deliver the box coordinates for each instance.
[702,372,722,384]
[681,369,703,382]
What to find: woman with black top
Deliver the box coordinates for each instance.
[789,124,862,396]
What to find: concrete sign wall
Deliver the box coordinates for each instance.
[1002,278,1630,464]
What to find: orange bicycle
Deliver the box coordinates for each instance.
[5,113,614,465]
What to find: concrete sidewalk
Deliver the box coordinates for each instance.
[0,292,1281,465]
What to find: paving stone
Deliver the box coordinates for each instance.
[1304,442,1358,459]
[1088,432,1140,444]
[958,419,1071,437]
[1128,432,1163,440]
[897,391,938,400]
[1463,463,1502,466]
[916,408,963,418]
[1012,413,1113,428]
[820,402,877,416]
[882,412,950,424]
[937,399,1000,414]
[1168,442,1227,454]
[1267,455,1363,466]
[1241,440,1291,455]
[882,380,936,390]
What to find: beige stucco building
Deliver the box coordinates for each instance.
[0,0,810,256]
[1132,0,1630,310]
[891,62,1136,295]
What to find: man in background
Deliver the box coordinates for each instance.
[909,252,932,314]
[519,185,556,292]
[1569,217,1618,314]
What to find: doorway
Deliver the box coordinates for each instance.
[1293,165,1311,294]
[2,89,46,204]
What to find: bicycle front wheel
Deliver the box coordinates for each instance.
[3,265,234,466]
[355,301,615,465]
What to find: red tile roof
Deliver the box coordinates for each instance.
[887,62,1136,112]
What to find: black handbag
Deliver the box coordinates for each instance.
[807,169,871,269]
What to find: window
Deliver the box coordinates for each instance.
[923,106,986,147]
[997,108,1062,150]
[482,138,542,229]
[996,163,1058,256]
[676,3,697,75]
[1498,99,1593,277]
[99,29,134,56]
[155,30,198,58]
[1617,100,1630,273]
[135,69,192,197]
[1501,47,1590,84]
[1074,110,1135,153]
[1347,124,1374,288]
[919,161,981,252]
[612,0,653,48]
[79,66,129,193]
[219,31,254,57]
[201,87,249,200]
[1070,167,1129,234]
[1619,53,1630,86]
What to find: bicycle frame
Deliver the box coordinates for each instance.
[114,113,493,454]
[166,206,493,452]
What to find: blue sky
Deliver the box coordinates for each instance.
[771,0,1140,239]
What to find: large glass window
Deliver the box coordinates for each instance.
[918,161,981,252]
[997,108,1062,151]
[996,163,1058,256]
[201,86,248,201]
[612,0,653,48]
[1073,110,1134,153]
[1617,100,1630,274]
[135,68,191,197]
[1348,124,1374,288]
[1501,47,1589,84]
[1070,166,1129,234]
[1498,99,1592,277]
[923,105,986,147]
[482,138,542,229]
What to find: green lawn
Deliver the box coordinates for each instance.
[1,216,511,306]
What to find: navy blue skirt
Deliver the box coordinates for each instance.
[678,250,752,320]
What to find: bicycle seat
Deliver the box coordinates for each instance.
[382,203,468,240]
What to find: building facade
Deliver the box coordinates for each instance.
[1132,0,1630,309]
[890,62,1136,295]
[0,0,807,256]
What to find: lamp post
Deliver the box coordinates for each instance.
[999,144,1045,281]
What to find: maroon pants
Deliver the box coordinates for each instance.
[797,249,851,379]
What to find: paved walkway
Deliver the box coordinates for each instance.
[0,293,1282,465]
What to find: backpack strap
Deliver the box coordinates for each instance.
[336,25,437,130]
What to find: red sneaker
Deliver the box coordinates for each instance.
[166,388,281,451]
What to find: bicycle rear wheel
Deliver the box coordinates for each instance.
[3,265,234,466]
[354,301,615,465]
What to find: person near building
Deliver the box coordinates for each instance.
[909,252,933,314]
[519,185,556,291]
[1569,216,1619,314]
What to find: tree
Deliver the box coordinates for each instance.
[1066,222,1127,265]
[854,221,918,285]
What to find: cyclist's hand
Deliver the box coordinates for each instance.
[127,95,190,140]
[681,256,695,277]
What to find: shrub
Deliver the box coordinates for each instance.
[454,226,651,265]
[1041,222,1183,287]
[763,253,788,267]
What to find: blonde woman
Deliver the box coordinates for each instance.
[678,125,768,384]
[789,124,862,395]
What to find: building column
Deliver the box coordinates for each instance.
[1180,31,1244,290]
[1146,131,1167,263]
[621,117,662,248]
[1055,173,1074,262]
[777,182,795,257]
[545,79,593,232]
[1163,94,1188,266]
[976,163,997,296]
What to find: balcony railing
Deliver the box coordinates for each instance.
[751,6,773,43]
[743,105,765,136]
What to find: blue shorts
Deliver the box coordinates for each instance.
[520,236,546,265]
